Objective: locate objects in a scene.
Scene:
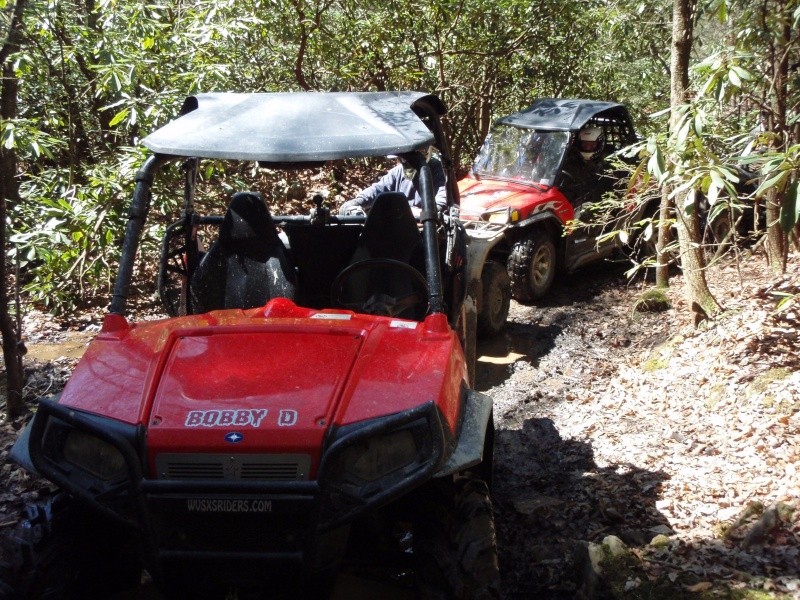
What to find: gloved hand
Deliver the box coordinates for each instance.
[339,199,366,216]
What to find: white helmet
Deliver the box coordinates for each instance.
[579,126,604,160]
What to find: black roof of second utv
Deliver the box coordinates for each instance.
[497,98,632,132]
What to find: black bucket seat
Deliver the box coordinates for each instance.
[191,192,296,313]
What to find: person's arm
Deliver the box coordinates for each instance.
[354,164,404,208]
[339,164,404,214]
[431,158,448,211]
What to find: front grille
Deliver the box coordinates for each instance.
[166,461,225,479]
[241,462,303,480]
[155,453,311,480]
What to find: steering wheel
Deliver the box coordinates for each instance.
[331,258,429,318]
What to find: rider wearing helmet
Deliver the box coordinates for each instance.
[578,125,605,162]
[560,124,608,207]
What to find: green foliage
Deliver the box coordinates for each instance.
[0,119,66,160]
[741,144,800,233]
[9,147,149,312]
[782,180,799,233]
[694,51,755,104]
[772,290,797,315]
[654,101,749,210]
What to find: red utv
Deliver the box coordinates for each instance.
[459,99,650,336]
[4,92,499,599]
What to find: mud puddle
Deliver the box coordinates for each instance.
[24,330,94,362]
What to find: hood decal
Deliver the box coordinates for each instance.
[458,177,572,223]
[185,408,268,427]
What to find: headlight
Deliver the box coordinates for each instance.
[63,430,127,481]
[482,208,519,224]
[338,429,419,483]
[29,401,138,519]
[39,418,129,486]
[318,403,445,528]
[484,210,509,224]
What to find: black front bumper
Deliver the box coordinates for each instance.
[21,398,448,581]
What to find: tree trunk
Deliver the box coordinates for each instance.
[675,190,719,320]
[0,150,25,420]
[0,0,27,420]
[763,0,791,274]
[655,188,672,288]
[669,0,720,321]
[765,186,787,272]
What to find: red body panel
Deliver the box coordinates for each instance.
[58,300,467,478]
[458,175,574,224]
[333,313,465,436]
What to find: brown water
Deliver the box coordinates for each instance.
[24,331,94,362]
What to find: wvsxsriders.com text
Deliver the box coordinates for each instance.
[187,499,272,513]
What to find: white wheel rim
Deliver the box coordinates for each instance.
[530,245,552,288]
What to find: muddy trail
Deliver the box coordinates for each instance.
[2,254,799,599]
[484,261,671,598]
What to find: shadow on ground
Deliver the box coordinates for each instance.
[493,417,671,599]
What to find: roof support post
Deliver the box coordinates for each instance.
[110,154,171,316]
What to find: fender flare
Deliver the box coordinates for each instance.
[507,212,564,243]
[7,394,64,477]
[435,389,493,477]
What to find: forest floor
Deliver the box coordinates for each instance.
[1,246,798,599]
[484,249,800,599]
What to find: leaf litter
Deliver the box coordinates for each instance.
[483,249,799,598]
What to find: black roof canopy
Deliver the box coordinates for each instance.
[497,98,632,132]
[141,92,444,162]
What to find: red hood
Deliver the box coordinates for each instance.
[458,176,573,223]
[59,299,467,477]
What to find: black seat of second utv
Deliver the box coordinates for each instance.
[191,191,296,313]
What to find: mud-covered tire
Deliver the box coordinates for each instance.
[0,493,141,599]
[508,231,557,303]
[413,474,500,599]
[477,262,511,338]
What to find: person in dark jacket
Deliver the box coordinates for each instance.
[560,125,610,207]
[339,151,447,216]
